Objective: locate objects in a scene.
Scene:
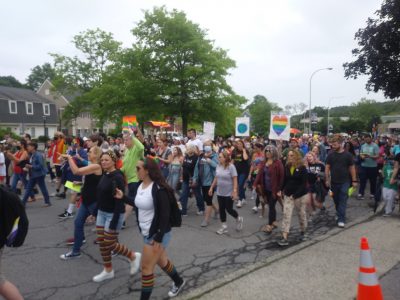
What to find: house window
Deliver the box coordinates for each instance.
[45,89,50,95]
[26,102,33,115]
[9,100,17,114]
[43,103,50,116]
[31,127,35,137]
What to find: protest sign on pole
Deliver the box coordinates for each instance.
[203,121,215,141]
[235,117,250,137]
[269,112,290,141]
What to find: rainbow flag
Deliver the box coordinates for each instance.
[122,115,138,134]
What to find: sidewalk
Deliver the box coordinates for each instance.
[181,215,400,300]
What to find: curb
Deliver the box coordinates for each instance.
[179,210,377,299]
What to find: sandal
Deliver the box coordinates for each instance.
[261,224,274,233]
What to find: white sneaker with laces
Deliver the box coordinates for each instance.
[236,200,242,208]
[337,222,345,228]
[130,252,141,275]
[252,206,258,213]
[93,269,114,282]
[216,224,228,235]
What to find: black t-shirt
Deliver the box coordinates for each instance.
[306,163,325,185]
[395,153,400,163]
[96,170,125,229]
[182,154,198,182]
[326,151,354,184]
[231,149,249,175]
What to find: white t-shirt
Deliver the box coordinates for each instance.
[0,152,5,176]
[187,138,203,151]
[135,182,154,236]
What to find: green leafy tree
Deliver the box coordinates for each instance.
[343,0,400,98]
[247,95,281,136]
[351,98,383,131]
[132,6,239,134]
[26,63,56,90]
[50,28,122,124]
[0,76,24,88]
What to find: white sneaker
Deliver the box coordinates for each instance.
[252,206,258,213]
[93,269,114,282]
[216,224,228,235]
[337,222,345,228]
[236,216,244,231]
[236,200,242,208]
[130,252,141,275]
[241,199,247,205]
[196,210,204,216]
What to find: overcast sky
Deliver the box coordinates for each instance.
[0,0,386,110]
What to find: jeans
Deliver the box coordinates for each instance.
[143,231,171,249]
[217,196,238,222]
[358,166,378,196]
[179,180,205,215]
[22,175,50,205]
[11,173,32,196]
[96,210,125,231]
[161,167,169,179]
[237,173,247,200]
[331,182,350,223]
[72,202,97,253]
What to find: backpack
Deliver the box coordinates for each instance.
[0,186,29,248]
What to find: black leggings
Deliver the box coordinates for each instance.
[265,190,277,225]
[202,186,213,206]
[217,196,238,222]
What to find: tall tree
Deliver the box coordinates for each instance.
[247,95,281,136]
[26,63,56,90]
[0,76,24,88]
[132,6,239,134]
[50,28,122,123]
[343,0,400,98]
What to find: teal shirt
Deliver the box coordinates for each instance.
[360,143,379,168]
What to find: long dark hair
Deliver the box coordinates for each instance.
[142,157,174,193]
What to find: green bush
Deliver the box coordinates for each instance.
[37,135,50,143]
[0,128,20,141]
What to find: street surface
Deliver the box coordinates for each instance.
[2,179,397,300]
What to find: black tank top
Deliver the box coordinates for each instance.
[81,173,102,205]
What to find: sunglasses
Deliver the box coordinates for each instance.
[265,149,272,153]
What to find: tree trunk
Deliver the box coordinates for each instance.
[182,113,188,136]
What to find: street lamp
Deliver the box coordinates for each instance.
[309,67,333,134]
[43,116,47,139]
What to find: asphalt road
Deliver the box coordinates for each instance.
[1,179,388,300]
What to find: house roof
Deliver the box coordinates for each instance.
[0,86,53,104]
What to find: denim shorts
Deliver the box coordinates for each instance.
[143,231,171,249]
[96,210,125,231]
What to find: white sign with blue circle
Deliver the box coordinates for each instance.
[235,117,250,137]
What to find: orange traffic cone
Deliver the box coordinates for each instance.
[357,237,383,300]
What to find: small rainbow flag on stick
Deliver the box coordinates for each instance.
[122,115,138,134]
